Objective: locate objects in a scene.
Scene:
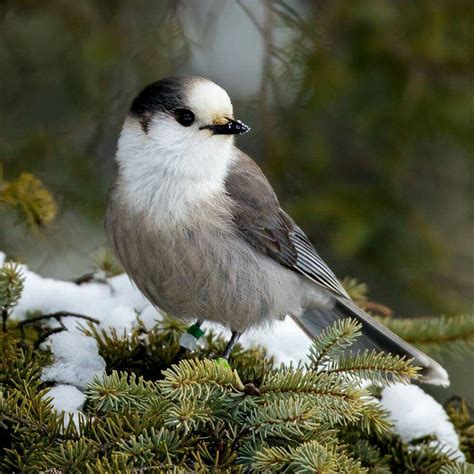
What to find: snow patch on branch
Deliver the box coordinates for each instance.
[41,331,106,389]
[381,384,465,461]
[4,253,464,459]
[44,384,87,430]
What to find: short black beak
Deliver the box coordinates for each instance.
[200,119,250,135]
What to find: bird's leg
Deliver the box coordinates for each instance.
[221,331,241,360]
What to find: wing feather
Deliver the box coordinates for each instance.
[225,152,349,298]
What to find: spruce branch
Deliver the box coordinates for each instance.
[351,439,392,473]
[115,427,186,468]
[289,440,365,473]
[356,400,392,437]
[251,439,366,473]
[250,444,294,471]
[322,350,420,386]
[72,248,122,285]
[191,440,239,470]
[163,399,217,434]
[160,358,245,401]
[381,314,474,358]
[1,315,470,472]
[439,462,474,473]
[0,262,25,332]
[308,317,362,369]
[41,439,98,472]
[85,371,159,413]
[444,397,474,463]
[341,278,369,303]
[242,397,335,442]
[0,269,470,472]
[0,172,57,229]
[260,369,368,426]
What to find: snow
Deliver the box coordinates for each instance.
[381,384,465,461]
[41,331,106,389]
[139,305,164,330]
[2,253,463,458]
[99,304,137,335]
[46,384,86,412]
[8,257,309,365]
[44,384,87,429]
[240,318,311,366]
[11,265,149,324]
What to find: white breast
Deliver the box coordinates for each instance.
[115,117,235,225]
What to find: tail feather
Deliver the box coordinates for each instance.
[293,296,449,387]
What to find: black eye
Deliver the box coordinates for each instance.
[175,108,195,127]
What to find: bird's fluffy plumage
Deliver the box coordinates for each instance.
[106,76,449,386]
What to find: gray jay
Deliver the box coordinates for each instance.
[106,75,448,385]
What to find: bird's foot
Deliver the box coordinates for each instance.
[220,331,241,360]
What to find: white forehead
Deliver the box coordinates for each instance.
[187,80,233,120]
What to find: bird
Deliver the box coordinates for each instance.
[106,75,448,386]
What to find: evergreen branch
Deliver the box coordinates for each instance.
[85,371,159,413]
[308,317,362,369]
[290,440,365,473]
[351,439,392,473]
[251,439,365,473]
[160,359,245,401]
[191,440,239,470]
[116,427,186,467]
[163,399,217,434]
[1,297,470,471]
[0,172,57,229]
[381,314,474,358]
[439,462,474,473]
[242,397,335,442]
[250,445,294,471]
[41,438,99,472]
[260,369,368,426]
[0,262,25,332]
[444,397,474,463]
[85,455,131,473]
[322,350,420,386]
[356,400,392,436]
[341,278,369,303]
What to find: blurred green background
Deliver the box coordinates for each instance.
[1,1,473,396]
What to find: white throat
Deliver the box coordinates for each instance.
[115,118,235,224]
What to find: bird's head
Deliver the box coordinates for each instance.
[121,76,249,154]
[115,76,250,210]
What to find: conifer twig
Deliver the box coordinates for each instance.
[18,311,100,327]
[18,311,100,341]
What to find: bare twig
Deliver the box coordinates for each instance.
[18,311,100,340]
[71,272,97,285]
[35,327,65,348]
[18,311,100,327]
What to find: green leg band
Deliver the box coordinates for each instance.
[216,357,231,368]
[179,322,205,351]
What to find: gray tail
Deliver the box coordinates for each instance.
[293,296,449,386]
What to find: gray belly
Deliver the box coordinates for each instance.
[107,212,305,332]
